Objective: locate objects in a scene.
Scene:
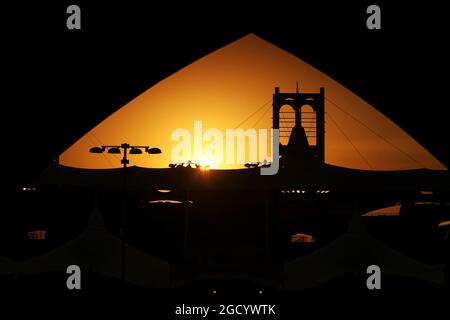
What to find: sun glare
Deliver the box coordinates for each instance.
[196,153,215,170]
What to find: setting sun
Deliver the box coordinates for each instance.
[195,153,214,170]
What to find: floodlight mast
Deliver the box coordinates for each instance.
[89,143,161,281]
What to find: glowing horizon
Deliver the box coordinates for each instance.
[60,34,446,171]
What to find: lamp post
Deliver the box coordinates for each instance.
[89,143,161,281]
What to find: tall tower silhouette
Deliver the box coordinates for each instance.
[272,86,325,167]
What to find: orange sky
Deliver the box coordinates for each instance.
[60,34,446,171]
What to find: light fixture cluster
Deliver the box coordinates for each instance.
[90,144,161,167]
[89,145,162,155]
[244,161,271,169]
[169,161,210,170]
[281,189,330,194]
[281,190,307,194]
[22,187,36,192]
